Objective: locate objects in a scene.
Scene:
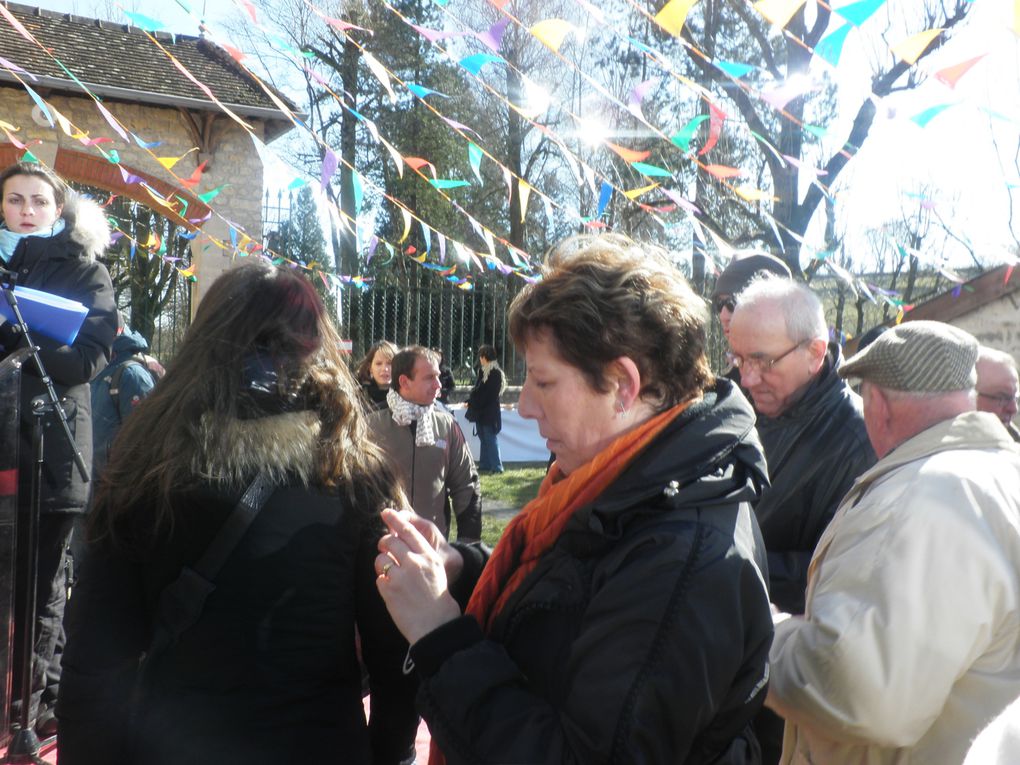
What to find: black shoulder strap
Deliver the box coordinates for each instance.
[146,472,275,656]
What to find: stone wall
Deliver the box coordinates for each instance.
[950,291,1020,361]
[0,85,268,310]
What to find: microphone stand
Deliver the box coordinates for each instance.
[0,267,89,762]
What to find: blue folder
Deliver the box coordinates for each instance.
[0,285,89,346]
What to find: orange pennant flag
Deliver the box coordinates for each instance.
[605,141,651,163]
[934,54,986,88]
[404,157,436,178]
[179,160,208,189]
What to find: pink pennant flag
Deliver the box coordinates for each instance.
[760,79,818,110]
[320,149,338,191]
[705,164,742,179]
[220,43,246,63]
[627,78,659,121]
[441,116,479,136]
[0,3,39,44]
[698,103,728,156]
[411,24,466,43]
[0,55,36,80]
[477,18,511,52]
[662,188,701,214]
[238,0,257,24]
[95,102,129,141]
[781,154,827,176]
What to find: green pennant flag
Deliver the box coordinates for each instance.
[198,184,228,203]
[671,115,709,152]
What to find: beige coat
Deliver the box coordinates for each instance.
[768,412,1020,765]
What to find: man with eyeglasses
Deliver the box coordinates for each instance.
[727,278,876,764]
[728,279,875,612]
[975,346,1020,442]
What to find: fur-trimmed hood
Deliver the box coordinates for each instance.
[61,193,111,261]
[194,410,321,487]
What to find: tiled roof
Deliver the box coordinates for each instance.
[0,1,297,124]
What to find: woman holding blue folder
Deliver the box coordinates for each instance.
[0,161,116,736]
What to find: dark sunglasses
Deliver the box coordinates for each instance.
[712,295,736,313]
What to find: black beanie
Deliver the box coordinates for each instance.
[712,254,792,298]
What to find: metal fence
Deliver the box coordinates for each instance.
[339,268,527,385]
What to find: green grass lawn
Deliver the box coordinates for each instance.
[450,462,547,547]
[478,462,548,508]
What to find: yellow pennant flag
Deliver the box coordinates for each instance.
[381,139,404,178]
[530,19,575,52]
[1015,0,1020,36]
[157,148,198,170]
[623,182,660,200]
[519,180,532,223]
[654,0,698,37]
[143,230,161,249]
[141,185,173,211]
[363,52,396,103]
[890,28,943,64]
[753,0,805,29]
[735,186,777,202]
[398,208,412,243]
[49,107,73,137]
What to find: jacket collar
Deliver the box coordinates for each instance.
[582,377,769,526]
[195,410,320,487]
[841,411,1015,510]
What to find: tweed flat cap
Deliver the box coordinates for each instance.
[839,320,978,392]
[712,253,791,298]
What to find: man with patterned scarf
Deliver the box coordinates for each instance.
[369,346,481,541]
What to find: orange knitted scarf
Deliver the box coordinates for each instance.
[428,400,690,765]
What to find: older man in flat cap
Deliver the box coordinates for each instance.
[767,320,1020,765]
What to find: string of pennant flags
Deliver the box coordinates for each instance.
[0,0,1015,312]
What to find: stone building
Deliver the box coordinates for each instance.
[900,263,1020,358]
[0,0,296,306]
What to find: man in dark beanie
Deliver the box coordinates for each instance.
[768,320,1020,764]
[711,252,792,341]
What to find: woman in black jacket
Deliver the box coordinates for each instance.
[465,344,505,472]
[375,234,774,764]
[356,340,398,411]
[58,264,418,764]
[0,162,117,733]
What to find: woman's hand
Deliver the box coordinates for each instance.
[395,510,465,584]
[376,509,463,644]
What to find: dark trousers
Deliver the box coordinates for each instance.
[752,705,785,765]
[11,512,74,725]
[477,423,503,472]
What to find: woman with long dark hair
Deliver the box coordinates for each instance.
[57,263,419,764]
